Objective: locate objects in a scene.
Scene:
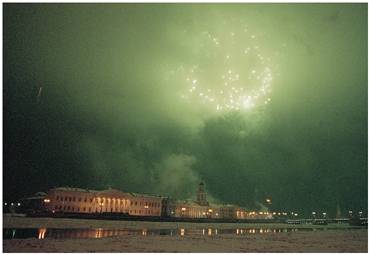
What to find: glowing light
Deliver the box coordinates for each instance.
[176,25,274,112]
[38,228,47,239]
[43,199,51,203]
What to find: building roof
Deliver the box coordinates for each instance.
[130,192,164,199]
[52,187,97,193]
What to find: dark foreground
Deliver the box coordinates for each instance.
[3,216,368,252]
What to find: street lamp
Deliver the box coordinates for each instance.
[348,210,353,218]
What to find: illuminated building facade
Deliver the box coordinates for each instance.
[41,183,273,219]
[43,187,163,216]
[170,183,273,219]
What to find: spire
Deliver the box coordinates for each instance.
[196,181,209,206]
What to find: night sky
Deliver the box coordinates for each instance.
[4,3,367,217]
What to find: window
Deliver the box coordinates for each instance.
[83,207,86,211]
[89,208,91,212]
[64,206,66,210]
[72,207,74,211]
[84,198,87,202]
[139,210,141,214]
[73,197,76,202]
[78,198,81,202]
[56,196,59,201]
[131,201,133,206]
[90,198,93,203]
[135,201,137,206]
[67,206,70,210]
[55,205,58,210]
[69,197,72,202]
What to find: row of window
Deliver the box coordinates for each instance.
[130,201,161,208]
[56,196,92,203]
[54,194,161,208]
[54,205,160,215]
[55,205,93,212]
[129,210,159,215]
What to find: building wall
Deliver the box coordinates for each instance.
[44,188,162,217]
[170,202,222,219]
[125,195,162,216]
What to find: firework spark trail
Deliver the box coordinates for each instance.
[37,86,43,103]
[176,25,277,112]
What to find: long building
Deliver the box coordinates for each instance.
[43,187,163,217]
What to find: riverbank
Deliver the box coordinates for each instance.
[2,215,358,230]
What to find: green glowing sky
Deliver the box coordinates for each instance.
[4,3,367,216]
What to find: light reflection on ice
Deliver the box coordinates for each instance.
[4,227,326,240]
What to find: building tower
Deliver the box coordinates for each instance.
[196,182,209,206]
